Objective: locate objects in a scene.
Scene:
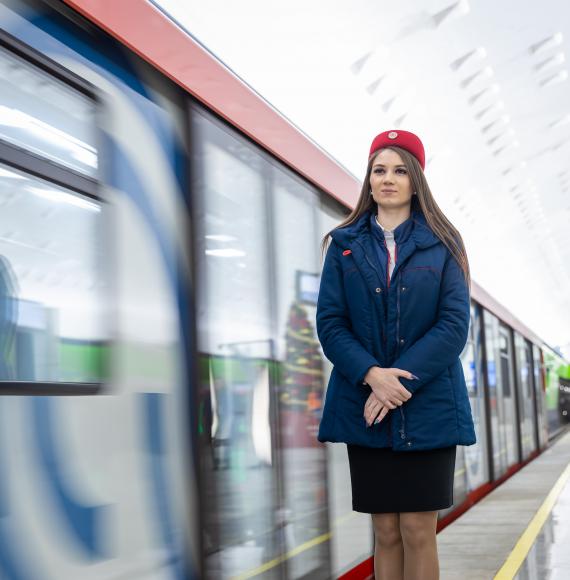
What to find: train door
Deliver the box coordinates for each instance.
[498,323,519,466]
[316,201,374,577]
[191,105,332,579]
[514,333,537,459]
[463,304,489,490]
[532,345,548,449]
[0,12,197,579]
[272,161,333,580]
[442,304,489,518]
[483,311,518,478]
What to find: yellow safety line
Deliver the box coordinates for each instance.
[494,461,570,579]
[230,531,331,580]
[229,512,358,578]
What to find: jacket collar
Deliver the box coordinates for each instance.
[331,208,440,250]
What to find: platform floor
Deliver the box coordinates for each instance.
[437,430,570,579]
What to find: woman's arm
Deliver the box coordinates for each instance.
[390,250,470,395]
[316,239,381,387]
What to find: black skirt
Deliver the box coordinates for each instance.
[346,443,456,513]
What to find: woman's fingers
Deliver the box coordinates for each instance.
[365,380,410,426]
[365,400,391,425]
[364,395,382,424]
[367,407,381,425]
[397,386,412,401]
[365,402,380,424]
[390,387,410,403]
[374,406,389,424]
[364,404,378,422]
[378,388,402,407]
[365,389,408,425]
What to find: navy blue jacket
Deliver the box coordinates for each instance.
[316,208,476,451]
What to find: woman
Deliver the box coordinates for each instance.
[316,129,476,579]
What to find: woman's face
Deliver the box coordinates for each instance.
[369,148,413,209]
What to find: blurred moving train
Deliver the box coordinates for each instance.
[0,1,568,579]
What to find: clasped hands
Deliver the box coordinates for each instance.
[363,366,417,427]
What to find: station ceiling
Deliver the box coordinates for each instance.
[156,0,570,357]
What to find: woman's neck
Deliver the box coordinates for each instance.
[376,208,411,231]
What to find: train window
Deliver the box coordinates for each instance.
[271,164,336,577]
[191,105,334,578]
[0,43,98,177]
[0,164,104,389]
[0,35,103,394]
[192,109,285,577]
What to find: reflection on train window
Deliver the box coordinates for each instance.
[0,164,104,382]
[0,45,97,176]
[192,108,333,579]
[193,111,291,578]
[272,163,332,579]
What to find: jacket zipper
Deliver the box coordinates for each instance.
[395,242,400,353]
[396,273,407,440]
[389,240,407,442]
[399,407,406,440]
[383,238,396,442]
[396,285,401,353]
[396,254,407,441]
[384,238,390,289]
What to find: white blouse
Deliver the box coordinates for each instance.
[375,215,396,280]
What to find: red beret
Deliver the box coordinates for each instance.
[369,129,426,170]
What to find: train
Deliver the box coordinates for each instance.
[0,1,568,578]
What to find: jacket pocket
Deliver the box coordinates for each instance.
[336,376,371,432]
[401,369,458,446]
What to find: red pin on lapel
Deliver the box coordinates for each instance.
[343,249,352,256]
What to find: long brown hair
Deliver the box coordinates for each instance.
[320,145,471,290]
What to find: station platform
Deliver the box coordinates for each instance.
[438,430,570,579]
